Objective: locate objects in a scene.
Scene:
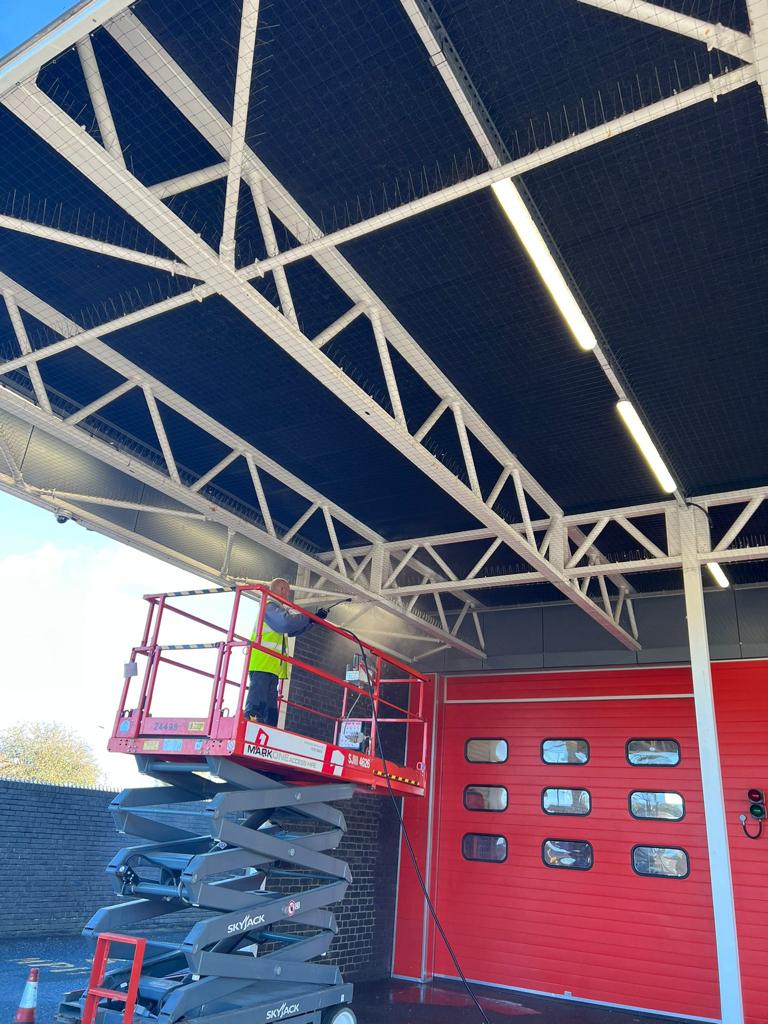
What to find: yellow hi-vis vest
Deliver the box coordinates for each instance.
[249,603,288,678]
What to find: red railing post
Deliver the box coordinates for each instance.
[335,684,349,746]
[112,647,139,736]
[215,586,243,729]
[236,586,266,720]
[136,596,165,732]
[206,642,226,735]
[134,598,164,733]
[139,599,154,648]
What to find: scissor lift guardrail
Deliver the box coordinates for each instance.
[109,584,428,795]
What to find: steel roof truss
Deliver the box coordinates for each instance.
[0,273,481,657]
[101,12,648,604]
[0,46,640,651]
[367,491,768,590]
[575,0,754,62]
[576,0,768,123]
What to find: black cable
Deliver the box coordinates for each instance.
[740,814,763,840]
[340,626,491,1024]
[685,501,712,522]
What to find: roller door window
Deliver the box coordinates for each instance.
[632,845,689,878]
[542,787,591,816]
[626,739,680,766]
[542,839,593,870]
[465,738,508,763]
[464,785,508,812]
[629,791,685,820]
[541,739,590,764]
[462,833,508,862]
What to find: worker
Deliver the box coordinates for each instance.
[245,577,327,725]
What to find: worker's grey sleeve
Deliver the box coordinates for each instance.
[264,603,313,637]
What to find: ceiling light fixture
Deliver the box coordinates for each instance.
[706,561,730,588]
[492,178,597,351]
[616,400,677,493]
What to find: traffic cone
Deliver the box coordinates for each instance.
[14,967,38,1023]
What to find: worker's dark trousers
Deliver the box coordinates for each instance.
[245,670,280,725]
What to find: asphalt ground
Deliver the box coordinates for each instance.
[0,935,685,1024]
[0,935,94,1021]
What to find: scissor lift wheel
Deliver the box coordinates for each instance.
[322,1007,356,1024]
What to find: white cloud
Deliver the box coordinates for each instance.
[0,540,209,788]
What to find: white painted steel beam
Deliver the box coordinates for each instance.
[248,174,297,325]
[65,380,135,425]
[3,78,638,649]
[0,284,213,378]
[577,0,754,61]
[245,453,275,538]
[413,398,449,444]
[311,303,366,350]
[142,385,180,484]
[399,0,685,510]
[190,449,240,493]
[228,67,755,276]
[102,11,677,531]
[0,213,195,276]
[0,385,483,657]
[680,506,744,1024]
[104,13,635,596]
[149,163,229,199]
[0,472,246,583]
[0,271,480,655]
[31,488,205,519]
[76,34,124,164]
[321,481,768,581]
[370,307,406,428]
[0,429,23,484]
[3,289,51,414]
[220,0,261,263]
[746,0,768,119]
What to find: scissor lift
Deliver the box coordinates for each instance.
[57,585,429,1024]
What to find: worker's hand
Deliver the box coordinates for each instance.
[316,607,329,619]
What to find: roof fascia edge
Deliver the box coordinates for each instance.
[0,0,135,100]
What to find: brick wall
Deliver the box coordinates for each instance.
[0,780,124,939]
[0,777,400,982]
[287,622,408,764]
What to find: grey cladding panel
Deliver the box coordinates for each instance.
[542,603,635,668]
[734,588,768,658]
[484,607,543,657]
[703,589,741,661]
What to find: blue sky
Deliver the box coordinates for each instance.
[0,2,74,58]
[0,488,107,556]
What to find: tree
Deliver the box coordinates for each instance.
[0,721,102,786]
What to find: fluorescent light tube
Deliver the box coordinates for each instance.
[616,400,677,493]
[492,178,597,351]
[706,561,730,588]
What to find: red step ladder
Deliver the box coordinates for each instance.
[83,933,146,1024]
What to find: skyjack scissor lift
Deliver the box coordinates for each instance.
[57,585,429,1024]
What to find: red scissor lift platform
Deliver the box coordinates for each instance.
[60,586,428,1024]
[109,584,428,795]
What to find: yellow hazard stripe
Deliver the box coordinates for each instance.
[373,769,419,786]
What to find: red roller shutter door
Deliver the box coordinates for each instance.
[431,674,719,1019]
